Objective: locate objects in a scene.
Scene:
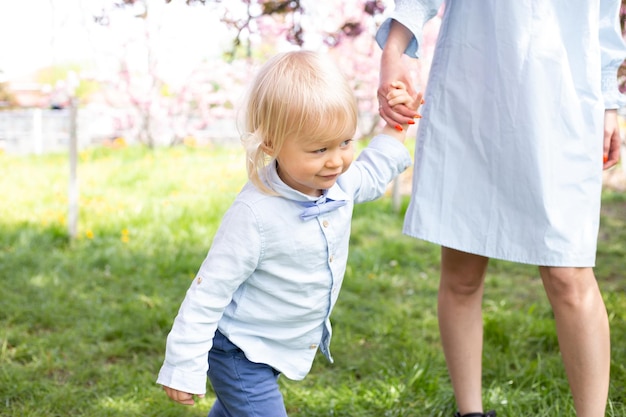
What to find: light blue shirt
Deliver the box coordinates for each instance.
[376,0,626,266]
[157,135,411,395]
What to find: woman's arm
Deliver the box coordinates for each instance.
[378,21,420,128]
[376,0,443,126]
[599,0,626,168]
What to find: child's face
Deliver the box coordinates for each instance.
[275,133,355,197]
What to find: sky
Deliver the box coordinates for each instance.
[0,1,99,80]
[0,0,398,85]
[0,0,230,82]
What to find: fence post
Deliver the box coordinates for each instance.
[68,98,78,239]
[391,177,401,213]
[33,108,43,155]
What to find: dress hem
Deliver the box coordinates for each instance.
[402,230,597,268]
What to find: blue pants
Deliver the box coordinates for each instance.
[207,330,288,417]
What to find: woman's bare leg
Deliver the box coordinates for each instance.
[439,247,490,415]
[539,266,610,417]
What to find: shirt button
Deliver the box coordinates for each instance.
[197,277,202,284]
[309,344,318,349]
[329,255,333,263]
[322,220,329,228]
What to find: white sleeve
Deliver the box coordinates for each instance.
[599,0,626,109]
[375,0,444,58]
[156,201,261,395]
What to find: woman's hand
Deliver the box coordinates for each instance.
[379,80,423,140]
[603,109,622,169]
[378,21,421,129]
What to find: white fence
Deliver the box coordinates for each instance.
[0,107,240,155]
[0,109,76,155]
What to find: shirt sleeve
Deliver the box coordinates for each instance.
[156,200,262,395]
[375,0,444,58]
[341,135,412,204]
[599,0,626,109]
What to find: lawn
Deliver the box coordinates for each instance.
[1,143,625,417]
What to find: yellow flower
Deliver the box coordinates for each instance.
[183,136,198,147]
[121,228,130,243]
[85,229,94,239]
[113,137,127,148]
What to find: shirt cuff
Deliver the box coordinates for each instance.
[375,3,438,58]
[156,363,207,395]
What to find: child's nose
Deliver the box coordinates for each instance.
[326,151,343,168]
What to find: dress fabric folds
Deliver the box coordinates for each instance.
[377,0,626,266]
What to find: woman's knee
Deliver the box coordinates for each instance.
[440,247,489,295]
[539,266,599,307]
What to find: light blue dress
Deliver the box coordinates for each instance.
[377,0,626,266]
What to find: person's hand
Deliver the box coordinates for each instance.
[379,80,422,140]
[603,109,622,169]
[377,22,421,129]
[162,385,205,406]
[386,81,422,114]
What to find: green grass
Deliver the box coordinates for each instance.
[1,144,625,416]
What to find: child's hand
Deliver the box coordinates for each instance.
[380,81,423,138]
[162,385,205,406]
[386,81,422,113]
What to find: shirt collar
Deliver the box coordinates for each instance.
[265,161,350,204]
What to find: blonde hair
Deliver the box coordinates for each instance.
[241,50,358,195]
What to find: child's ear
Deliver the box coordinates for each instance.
[261,142,274,156]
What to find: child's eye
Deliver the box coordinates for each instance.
[340,139,353,147]
[314,147,327,154]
